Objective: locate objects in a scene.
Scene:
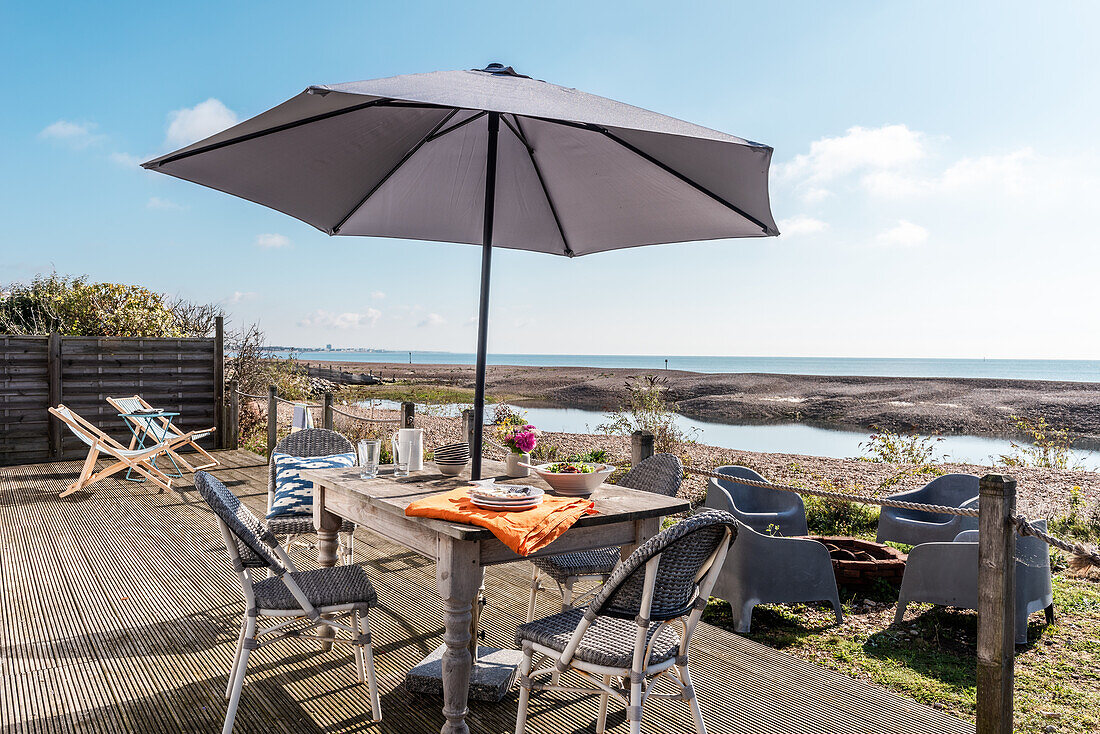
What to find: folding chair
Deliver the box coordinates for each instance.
[48,405,203,497]
[106,395,219,473]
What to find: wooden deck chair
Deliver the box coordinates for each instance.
[106,395,218,473]
[48,405,202,497]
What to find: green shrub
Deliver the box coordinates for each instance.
[998,415,1080,469]
[859,427,941,465]
[597,375,697,453]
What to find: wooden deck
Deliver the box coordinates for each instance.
[0,450,972,734]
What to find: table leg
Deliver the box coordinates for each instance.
[313,487,343,652]
[436,537,481,734]
[621,517,662,563]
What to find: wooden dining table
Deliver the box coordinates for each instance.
[302,459,689,734]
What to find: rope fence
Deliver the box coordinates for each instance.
[683,464,1100,568]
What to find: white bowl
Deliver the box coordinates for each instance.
[438,463,467,476]
[530,463,616,495]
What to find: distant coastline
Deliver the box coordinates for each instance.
[272,350,1100,383]
[299,359,1100,443]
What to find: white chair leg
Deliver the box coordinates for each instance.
[560,577,575,612]
[223,615,255,734]
[358,608,381,721]
[628,665,643,734]
[514,646,534,734]
[341,531,355,565]
[526,566,541,623]
[681,663,707,734]
[353,611,366,683]
[225,621,247,699]
[596,674,612,734]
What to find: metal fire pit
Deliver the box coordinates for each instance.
[808,536,907,588]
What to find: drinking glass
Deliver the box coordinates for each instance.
[391,434,411,477]
[358,439,381,479]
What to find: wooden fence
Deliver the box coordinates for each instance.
[0,318,224,465]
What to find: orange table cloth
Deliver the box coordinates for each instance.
[405,488,597,556]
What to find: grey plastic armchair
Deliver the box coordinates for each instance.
[704,466,807,536]
[875,474,979,546]
[895,523,1054,645]
[705,481,842,632]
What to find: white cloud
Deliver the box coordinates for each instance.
[147,196,185,211]
[298,308,381,329]
[38,120,104,149]
[863,147,1039,199]
[417,313,446,328]
[778,215,828,237]
[370,291,386,300]
[801,187,831,204]
[254,233,291,249]
[226,291,256,304]
[779,124,926,186]
[165,98,239,148]
[876,220,928,248]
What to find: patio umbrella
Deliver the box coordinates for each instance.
[144,63,779,478]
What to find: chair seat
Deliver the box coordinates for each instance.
[253,565,377,611]
[516,607,682,669]
[267,514,355,536]
[532,547,620,584]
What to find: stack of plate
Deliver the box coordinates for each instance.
[467,483,543,511]
[434,442,471,476]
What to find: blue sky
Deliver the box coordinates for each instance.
[2,1,1098,358]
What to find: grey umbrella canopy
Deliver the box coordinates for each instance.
[145,63,779,477]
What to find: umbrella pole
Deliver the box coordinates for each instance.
[471,112,500,480]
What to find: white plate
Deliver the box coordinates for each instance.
[470,498,542,511]
[467,484,543,500]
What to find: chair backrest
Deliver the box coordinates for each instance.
[106,395,160,434]
[195,471,284,572]
[712,465,802,514]
[918,474,980,507]
[49,404,129,451]
[955,520,1051,571]
[268,428,355,497]
[618,453,682,497]
[589,510,738,621]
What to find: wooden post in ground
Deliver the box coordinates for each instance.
[401,401,415,429]
[47,331,62,458]
[267,385,277,458]
[228,380,239,450]
[323,392,334,430]
[977,473,1016,734]
[461,409,475,455]
[214,316,225,448]
[631,430,655,466]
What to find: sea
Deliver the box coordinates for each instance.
[278,351,1100,383]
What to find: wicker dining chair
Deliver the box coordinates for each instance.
[194,471,381,733]
[515,510,738,734]
[268,428,357,565]
[525,453,684,623]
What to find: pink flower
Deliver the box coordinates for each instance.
[502,424,539,454]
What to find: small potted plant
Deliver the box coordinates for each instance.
[500,424,540,477]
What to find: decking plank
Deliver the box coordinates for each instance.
[0,451,971,734]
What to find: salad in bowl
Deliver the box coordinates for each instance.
[529,461,615,495]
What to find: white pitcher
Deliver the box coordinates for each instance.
[391,428,424,472]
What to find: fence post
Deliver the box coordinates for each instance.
[977,473,1016,734]
[228,380,239,450]
[401,401,415,429]
[631,430,655,466]
[461,409,476,454]
[47,331,62,458]
[214,315,225,448]
[267,385,277,458]
[323,392,334,430]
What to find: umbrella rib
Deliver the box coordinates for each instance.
[147,97,397,168]
[331,108,460,234]
[425,110,487,142]
[507,115,573,257]
[528,116,777,236]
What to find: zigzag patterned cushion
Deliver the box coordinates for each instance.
[268,452,355,519]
